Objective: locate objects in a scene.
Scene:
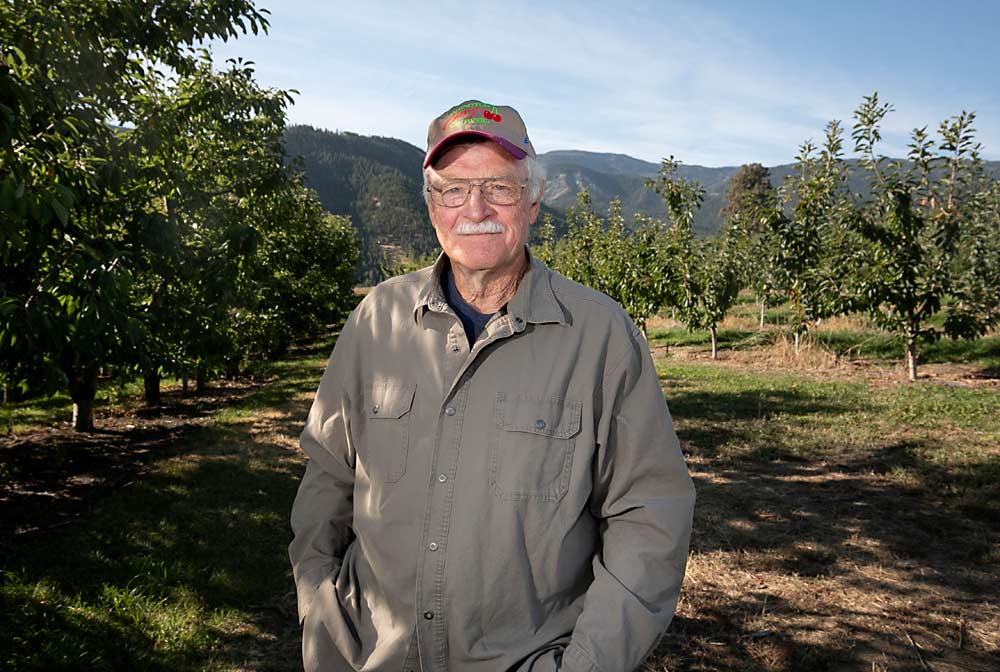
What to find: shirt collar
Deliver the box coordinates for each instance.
[412,248,567,328]
[413,252,450,321]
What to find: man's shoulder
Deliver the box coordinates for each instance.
[541,266,640,338]
[355,266,434,313]
[373,265,434,294]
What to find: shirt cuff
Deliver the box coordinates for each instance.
[561,642,602,672]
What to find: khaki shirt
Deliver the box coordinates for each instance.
[289,253,695,672]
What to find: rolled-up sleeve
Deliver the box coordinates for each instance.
[288,319,359,624]
[563,326,696,672]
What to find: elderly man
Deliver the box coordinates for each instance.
[289,100,695,672]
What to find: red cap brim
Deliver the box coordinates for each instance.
[423,131,528,168]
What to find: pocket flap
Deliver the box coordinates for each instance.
[367,382,415,419]
[495,393,582,439]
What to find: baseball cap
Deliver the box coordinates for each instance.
[424,99,536,168]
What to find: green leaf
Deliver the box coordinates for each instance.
[7,45,27,68]
[51,197,69,225]
[53,183,74,208]
[0,177,16,210]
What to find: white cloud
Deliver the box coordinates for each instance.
[212,0,1000,166]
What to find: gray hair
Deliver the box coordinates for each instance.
[422,152,545,207]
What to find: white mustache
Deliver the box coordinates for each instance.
[455,219,504,235]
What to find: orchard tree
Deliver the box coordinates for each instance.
[647,159,742,357]
[0,0,271,429]
[551,193,673,337]
[722,163,775,226]
[768,121,853,353]
[846,93,1000,381]
[556,191,608,294]
[533,212,558,268]
[954,179,1000,329]
[723,163,781,328]
[617,214,675,338]
[687,233,743,359]
[124,52,311,398]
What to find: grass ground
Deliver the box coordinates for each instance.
[2,324,998,671]
[0,338,335,671]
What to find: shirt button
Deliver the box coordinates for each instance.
[445,406,456,416]
[424,610,434,620]
[535,418,546,429]
[372,404,379,414]
[438,473,447,483]
[428,542,438,551]
[451,344,460,352]
[515,316,524,324]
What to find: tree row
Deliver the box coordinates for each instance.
[1,2,360,430]
[536,94,1000,381]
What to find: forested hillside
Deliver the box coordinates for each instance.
[283,126,437,284]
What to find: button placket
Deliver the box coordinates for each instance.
[416,380,470,668]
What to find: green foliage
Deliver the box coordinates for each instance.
[843,93,1000,379]
[721,163,774,230]
[0,2,360,428]
[0,1,271,428]
[381,248,440,279]
[545,159,748,349]
[722,164,782,322]
[548,192,673,334]
[763,121,855,343]
[282,125,437,285]
[645,158,744,355]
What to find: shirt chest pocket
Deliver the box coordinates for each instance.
[362,381,415,484]
[490,393,583,502]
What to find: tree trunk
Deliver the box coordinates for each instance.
[759,299,766,330]
[906,334,918,382]
[195,366,207,393]
[710,325,718,360]
[143,370,161,406]
[794,330,801,356]
[68,366,98,432]
[182,372,189,397]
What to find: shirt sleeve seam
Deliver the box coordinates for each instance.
[601,327,640,395]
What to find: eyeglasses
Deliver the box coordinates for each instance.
[426,177,528,208]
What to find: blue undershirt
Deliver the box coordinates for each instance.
[443,263,496,347]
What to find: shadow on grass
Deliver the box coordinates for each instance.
[649,597,850,672]
[813,331,1000,368]
[0,420,306,671]
[654,377,1000,670]
[648,328,767,351]
[0,337,334,671]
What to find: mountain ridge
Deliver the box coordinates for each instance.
[283,125,1000,277]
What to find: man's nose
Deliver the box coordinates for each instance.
[462,184,496,221]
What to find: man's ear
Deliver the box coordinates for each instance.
[528,180,544,224]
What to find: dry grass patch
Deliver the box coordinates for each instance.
[645,350,1000,672]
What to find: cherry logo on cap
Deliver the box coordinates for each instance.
[483,110,503,123]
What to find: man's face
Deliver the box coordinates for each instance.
[426,141,541,278]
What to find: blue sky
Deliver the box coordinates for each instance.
[209,0,1000,167]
